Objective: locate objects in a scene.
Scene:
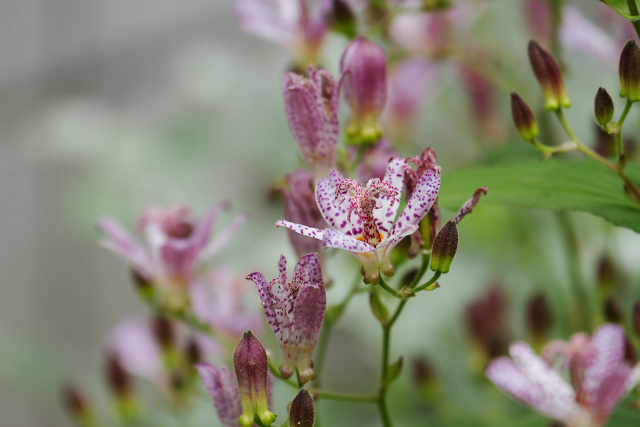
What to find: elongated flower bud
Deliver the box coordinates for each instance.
[289,388,315,427]
[594,87,614,128]
[233,330,276,427]
[340,37,387,144]
[511,92,538,141]
[528,40,570,110]
[430,219,458,274]
[619,39,640,102]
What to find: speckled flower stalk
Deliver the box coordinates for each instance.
[283,66,345,184]
[454,186,488,224]
[247,254,326,384]
[340,37,387,144]
[196,363,243,427]
[233,330,276,427]
[97,203,246,309]
[528,40,571,110]
[277,158,440,284]
[486,324,640,427]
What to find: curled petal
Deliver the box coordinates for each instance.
[247,273,281,343]
[373,158,404,235]
[455,186,488,224]
[97,218,154,280]
[276,220,324,241]
[294,253,323,287]
[293,284,326,383]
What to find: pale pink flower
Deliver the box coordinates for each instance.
[486,324,640,427]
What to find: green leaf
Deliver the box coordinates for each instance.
[438,159,640,233]
[601,0,640,20]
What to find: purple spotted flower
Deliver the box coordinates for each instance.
[97,203,246,308]
[282,67,345,184]
[247,254,326,384]
[277,158,440,284]
[486,324,640,427]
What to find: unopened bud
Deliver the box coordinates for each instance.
[527,40,570,110]
[152,316,175,350]
[430,219,458,274]
[340,37,387,144]
[624,335,638,365]
[105,353,131,399]
[619,39,640,102]
[185,338,202,366]
[594,87,614,129]
[289,388,315,427]
[233,330,276,427]
[604,297,623,323]
[328,0,356,38]
[526,293,552,340]
[62,384,90,420]
[511,92,538,141]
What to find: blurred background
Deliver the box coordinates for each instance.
[2,1,640,426]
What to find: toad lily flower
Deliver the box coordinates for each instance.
[282,66,345,184]
[276,158,440,284]
[97,203,246,309]
[486,324,640,427]
[247,254,326,384]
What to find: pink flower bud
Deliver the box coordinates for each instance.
[340,37,388,144]
[233,330,276,427]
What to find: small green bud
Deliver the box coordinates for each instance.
[527,41,570,110]
[289,388,315,427]
[430,219,458,274]
[510,92,538,141]
[594,87,614,129]
[619,39,640,102]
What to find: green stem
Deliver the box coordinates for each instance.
[616,99,633,164]
[310,389,378,403]
[268,360,297,389]
[378,276,402,299]
[412,272,442,293]
[626,0,640,40]
[555,108,640,202]
[409,252,431,289]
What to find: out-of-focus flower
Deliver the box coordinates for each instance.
[388,11,452,57]
[108,317,217,388]
[190,268,263,340]
[466,285,509,362]
[234,0,330,67]
[247,254,326,384]
[97,203,246,309]
[524,0,552,48]
[382,60,438,142]
[233,330,276,427]
[277,158,440,284]
[196,363,243,427]
[276,170,325,258]
[486,324,640,427]
[62,384,95,425]
[460,67,506,141]
[282,66,344,184]
[340,37,388,144]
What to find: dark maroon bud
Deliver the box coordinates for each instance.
[289,388,315,427]
[412,356,435,388]
[604,297,623,323]
[511,92,539,141]
[619,39,640,102]
[632,302,640,338]
[430,219,458,274]
[185,338,202,366]
[527,40,570,110]
[152,316,175,350]
[624,335,637,365]
[527,293,552,339]
[594,87,614,128]
[62,384,89,418]
[105,353,131,399]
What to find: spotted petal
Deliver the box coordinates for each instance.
[391,168,440,236]
[276,220,324,241]
[315,170,362,237]
[294,253,323,287]
[322,228,375,253]
[373,158,404,235]
[247,272,281,343]
[583,324,625,403]
[293,284,326,383]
